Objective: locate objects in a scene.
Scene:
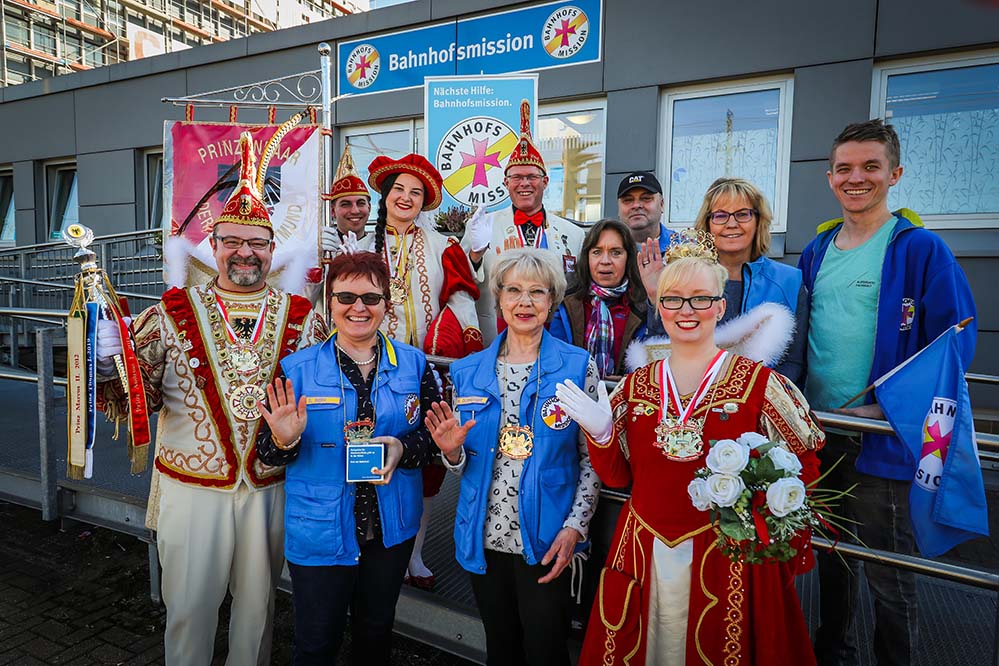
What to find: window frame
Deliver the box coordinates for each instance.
[0,169,16,247]
[44,162,79,242]
[537,97,608,224]
[871,50,999,230]
[143,149,165,231]
[658,75,794,232]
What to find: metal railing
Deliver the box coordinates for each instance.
[0,309,996,664]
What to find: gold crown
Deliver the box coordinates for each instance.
[664,228,718,264]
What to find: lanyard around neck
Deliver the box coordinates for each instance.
[660,350,728,424]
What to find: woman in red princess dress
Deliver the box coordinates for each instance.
[556,232,825,665]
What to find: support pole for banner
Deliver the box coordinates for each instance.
[37,327,58,521]
[319,42,333,309]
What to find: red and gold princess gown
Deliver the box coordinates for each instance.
[580,355,825,666]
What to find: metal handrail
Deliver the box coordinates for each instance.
[0,229,158,254]
[0,276,160,302]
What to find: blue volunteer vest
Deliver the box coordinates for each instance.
[280,333,426,566]
[449,330,590,573]
[740,255,803,314]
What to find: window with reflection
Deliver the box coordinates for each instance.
[0,172,15,245]
[538,105,605,223]
[47,165,79,242]
[146,152,164,230]
[878,58,999,226]
[661,80,792,230]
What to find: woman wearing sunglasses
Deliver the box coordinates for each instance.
[558,230,824,666]
[255,251,441,666]
[425,248,601,666]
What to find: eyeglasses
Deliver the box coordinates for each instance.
[330,291,386,306]
[659,295,722,310]
[213,235,272,251]
[708,209,758,225]
[505,174,544,184]
[499,285,550,303]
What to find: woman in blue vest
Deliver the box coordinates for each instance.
[691,177,809,385]
[425,248,602,666]
[255,251,440,666]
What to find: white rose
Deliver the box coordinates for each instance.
[767,446,803,476]
[687,477,712,512]
[706,473,745,508]
[736,432,770,450]
[705,439,750,475]
[766,477,807,517]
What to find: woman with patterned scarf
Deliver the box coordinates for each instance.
[549,218,648,378]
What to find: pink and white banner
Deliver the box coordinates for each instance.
[162,121,323,295]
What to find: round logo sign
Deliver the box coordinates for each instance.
[436,116,517,208]
[346,44,380,89]
[541,396,572,431]
[542,6,589,59]
[914,397,956,492]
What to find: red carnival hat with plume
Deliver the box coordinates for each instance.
[505,99,546,175]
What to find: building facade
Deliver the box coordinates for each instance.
[0,0,996,407]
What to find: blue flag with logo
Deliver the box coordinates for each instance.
[874,325,989,558]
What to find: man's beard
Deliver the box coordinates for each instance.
[227,257,263,286]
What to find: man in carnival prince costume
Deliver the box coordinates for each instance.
[96,130,327,665]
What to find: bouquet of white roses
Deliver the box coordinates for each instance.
[687,432,821,564]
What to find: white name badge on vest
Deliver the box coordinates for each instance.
[346,442,385,483]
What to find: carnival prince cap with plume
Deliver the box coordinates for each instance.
[505,99,546,175]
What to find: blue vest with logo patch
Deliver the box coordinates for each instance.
[449,330,590,573]
[280,333,426,566]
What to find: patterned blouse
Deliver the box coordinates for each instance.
[447,358,602,554]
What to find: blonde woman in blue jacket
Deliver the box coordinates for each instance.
[426,248,602,666]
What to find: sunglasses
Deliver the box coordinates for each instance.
[330,291,386,306]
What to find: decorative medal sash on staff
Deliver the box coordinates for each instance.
[64,223,150,478]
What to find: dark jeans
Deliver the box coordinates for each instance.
[814,434,918,666]
[469,549,572,666]
[288,537,415,666]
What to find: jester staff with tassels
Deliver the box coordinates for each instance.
[93,120,328,666]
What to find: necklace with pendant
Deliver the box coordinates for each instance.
[654,350,727,461]
[384,225,415,305]
[337,338,380,443]
[210,286,273,421]
[497,348,542,460]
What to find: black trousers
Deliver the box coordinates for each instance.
[288,537,415,666]
[469,549,572,666]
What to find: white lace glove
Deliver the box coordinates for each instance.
[340,230,361,255]
[96,317,129,376]
[321,226,343,253]
[465,206,492,253]
[555,379,613,444]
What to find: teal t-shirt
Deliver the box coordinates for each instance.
[805,220,894,411]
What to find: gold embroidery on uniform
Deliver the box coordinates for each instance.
[694,538,720,665]
[629,503,713,547]
[722,559,745,665]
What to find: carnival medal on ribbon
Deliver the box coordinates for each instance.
[65,224,150,479]
[655,350,728,461]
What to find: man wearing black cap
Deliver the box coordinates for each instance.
[617,171,674,251]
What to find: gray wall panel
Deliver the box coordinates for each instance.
[876,0,999,57]
[186,46,318,96]
[79,203,136,236]
[537,61,603,101]
[968,330,998,408]
[605,87,659,174]
[12,162,35,211]
[14,209,37,247]
[329,0,433,38]
[77,151,136,207]
[785,160,838,254]
[958,257,999,331]
[936,230,999,258]
[335,87,424,125]
[603,0,875,91]
[74,72,187,154]
[2,68,110,101]
[0,93,77,162]
[791,60,873,162]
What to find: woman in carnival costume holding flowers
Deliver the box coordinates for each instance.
[556,229,826,665]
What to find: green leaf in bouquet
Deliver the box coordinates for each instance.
[753,456,783,483]
[719,510,753,542]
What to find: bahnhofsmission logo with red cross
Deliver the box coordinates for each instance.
[542,6,590,59]
[436,116,518,208]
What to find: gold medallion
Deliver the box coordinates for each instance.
[344,418,375,444]
[229,383,267,421]
[389,277,408,305]
[230,344,261,377]
[498,424,534,460]
[654,416,705,461]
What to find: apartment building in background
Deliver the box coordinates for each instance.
[0,0,366,85]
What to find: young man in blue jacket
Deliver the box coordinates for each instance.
[800,119,976,666]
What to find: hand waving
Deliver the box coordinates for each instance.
[425,401,474,463]
[258,378,307,449]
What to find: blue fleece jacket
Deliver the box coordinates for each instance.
[798,209,977,480]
